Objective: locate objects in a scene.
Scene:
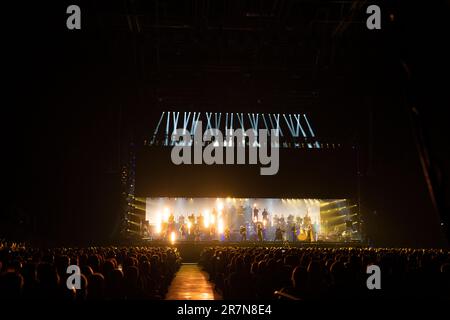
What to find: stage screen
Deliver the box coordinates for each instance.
[142,197,358,242]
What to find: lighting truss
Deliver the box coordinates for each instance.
[148,111,324,149]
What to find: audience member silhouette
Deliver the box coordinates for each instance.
[0,244,181,300]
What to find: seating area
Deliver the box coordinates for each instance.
[0,242,181,300]
[2,242,449,300]
[199,247,450,300]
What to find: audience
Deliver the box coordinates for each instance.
[1,241,449,300]
[0,242,181,300]
[200,247,450,300]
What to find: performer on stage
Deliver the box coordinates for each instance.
[290,224,296,242]
[224,227,231,241]
[303,212,311,227]
[188,213,195,226]
[257,223,263,242]
[179,223,187,240]
[209,224,216,240]
[279,215,286,230]
[305,224,313,242]
[240,225,247,241]
[194,224,201,241]
[287,214,294,225]
[197,213,204,230]
[274,226,284,241]
[273,214,279,227]
[262,208,269,223]
[253,205,259,222]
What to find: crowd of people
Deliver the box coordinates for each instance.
[0,242,181,300]
[200,247,450,300]
[2,241,449,300]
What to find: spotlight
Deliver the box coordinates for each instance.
[217,201,224,212]
[163,207,170,222]
[204,210,210,228]
[218,218,224,234]
[155,212,162,234]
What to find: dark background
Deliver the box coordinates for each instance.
[3,0,449,246]
[135,147,358,198]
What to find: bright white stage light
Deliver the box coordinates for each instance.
[170,231,176,244]
[163,207,170,222]
[217,200,224,211]
[218,218,224,234]
[155,212,162,234]
[204,210,210,228]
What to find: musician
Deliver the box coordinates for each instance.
[212,208,218,223]
[257,223,264,242]
[303,212,311,228]
[197,214,204,229]
[161,221,168,239]
[194,224,201,241]
[188,213,195,225]
[168,213,175,224]
[262,208,269,222]
[305,223,313,242]
[224,227,231,241]
[179,223,187,239]
[274,226,284,241]
[279,216,286,229]
[273,214,279,227]
[312,221,319,242]
[239,225,247,241]
[142,223,149,238]
[287,214,294,225]
[209,224,216,239]
[253,206,259,221]
[168,213,176,235]
[290,224,296,242]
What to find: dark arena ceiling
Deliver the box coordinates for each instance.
[4,0,450,246]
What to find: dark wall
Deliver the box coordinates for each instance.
[4,1,129,245]
[135,146,357,199]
